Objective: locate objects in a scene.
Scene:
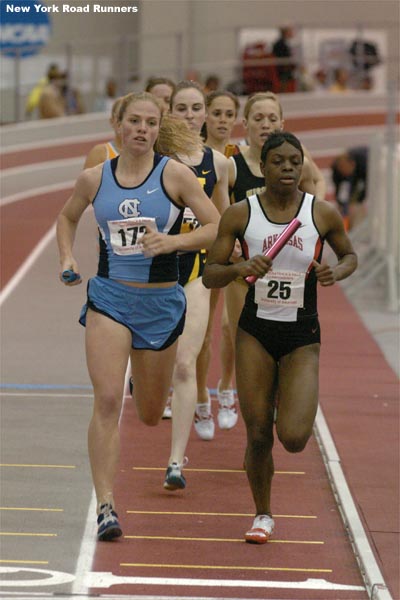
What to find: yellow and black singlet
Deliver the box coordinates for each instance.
[178,147,217,287]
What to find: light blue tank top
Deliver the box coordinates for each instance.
[93,154,183,283]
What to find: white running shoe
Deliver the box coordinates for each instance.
[245,514,275,544]
[162,395,172,419]
[217,380,238,430]
[194,391,215,440]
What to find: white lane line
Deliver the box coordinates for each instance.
[314,406,393,600]
[84,571,365,592]
[0,393,93,398]
[1,131,109,155]
[72,364,131,596]
[1,157,82,178]
[0,224,56,306]
[0,201,99,595]
[71,492,97,596]
[1,181,74,207]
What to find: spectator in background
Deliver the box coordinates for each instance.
[25,63,61,118]
[357,75,374,91]
[313,68,328,92]
[329,68,350,92]
[349,38,381,87]
[297,65,315,91]
[331,146,369,230]
[272,25,297,92]
[203,74,221,94]
[62,71,85,115]
[38,70,66,119]
[94,78,118,113]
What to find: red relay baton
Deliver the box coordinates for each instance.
[245,218,302,284]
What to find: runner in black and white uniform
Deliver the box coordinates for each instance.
[224,91,327,420]
[203,132,357,545]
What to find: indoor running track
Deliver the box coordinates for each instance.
[1,191,396,599]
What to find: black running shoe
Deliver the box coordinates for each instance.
[97,503,122,541]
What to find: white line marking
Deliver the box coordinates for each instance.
[71,492,97,596]
[1,132,109,155]
[84,572,365,592]
[314,406,393,600]
[1,181,74,207]
[0,393,93,398]
[0,224,56,307]
[71,365,131,595]
[1,157,82,177]
[0,567,75,587]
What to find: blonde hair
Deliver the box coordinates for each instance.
[118,92,203,156]
[110,95,125,121]
[243,91,282,120]
[156,114,203,156]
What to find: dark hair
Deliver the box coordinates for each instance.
[205,90,240,114]
[261,131,304,164]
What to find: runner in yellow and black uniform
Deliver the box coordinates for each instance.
[163,81,230,492]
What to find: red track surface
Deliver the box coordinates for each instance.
[2,110,398,599]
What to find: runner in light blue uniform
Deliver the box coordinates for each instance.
[57,92,220,542]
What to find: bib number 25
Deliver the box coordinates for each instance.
[267,279,291,300]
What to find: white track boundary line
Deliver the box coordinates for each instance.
[0,206,99,595]
[1,131,109,155]
[1,157,82,177]
[1,181,74,207]
[71,364,131,596]
[314,405,393,600]
[0,224,57,307]
[71,492,98,596]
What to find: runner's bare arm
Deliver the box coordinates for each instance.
[57,167,101,277]
[143,160,219,256]
[313,200,357,285]
[211,150,231,214]
[203,202,272,288]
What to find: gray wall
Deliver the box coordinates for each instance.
[1,0,398,123]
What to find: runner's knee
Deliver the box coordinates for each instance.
[278,429,311,453]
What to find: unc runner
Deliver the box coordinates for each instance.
[203,132,357,543]
[56,92,220,541]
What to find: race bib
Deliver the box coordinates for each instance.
[254,270,306,309]
[108,217,156,255]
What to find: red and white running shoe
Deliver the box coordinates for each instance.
[245,514,275,544]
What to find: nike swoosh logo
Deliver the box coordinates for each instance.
[147,188,159,194]
[202,170,212,175]
[150,339,162,345]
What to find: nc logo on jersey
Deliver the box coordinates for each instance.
[119,198,141,218]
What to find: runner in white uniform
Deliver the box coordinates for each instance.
[203,132,357,544]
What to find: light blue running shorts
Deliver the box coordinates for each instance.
[79,276,186,350]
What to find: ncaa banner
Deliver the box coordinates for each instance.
[0,0,52,57]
